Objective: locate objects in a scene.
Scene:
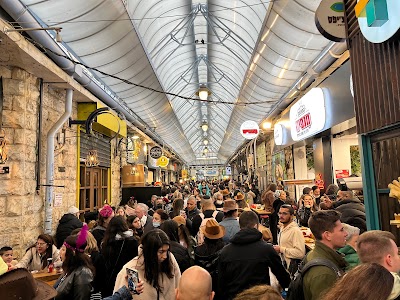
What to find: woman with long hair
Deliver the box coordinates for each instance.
[92,204,115,249]
[297,194,318,227]
[101,216,138,297]
[172,216,196,264]
[160,220,192,273]
[114,229,181,300]
[54,224,94,300]
[321,263,394,300]
[169,198,184,219]
[16,234,60,271]
[126,214,143,240]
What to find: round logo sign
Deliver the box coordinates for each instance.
[240,120,260,140]
[149,146,162,159]
[157,156,169,168]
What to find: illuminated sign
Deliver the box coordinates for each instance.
[290,88,326,141]
[157,156,169,168]
[355,0,400,43]
[240,121,260,140]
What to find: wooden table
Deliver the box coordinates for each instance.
[32,270,62,286]
[251,208,272,216]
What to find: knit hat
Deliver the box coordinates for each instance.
[99,204,113,218]
[68,206,79,215]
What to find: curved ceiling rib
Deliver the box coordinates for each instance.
[20,0,333,166]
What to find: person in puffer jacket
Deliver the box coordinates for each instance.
[55,206,83,248]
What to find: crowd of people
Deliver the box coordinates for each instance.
[0,179,398,300]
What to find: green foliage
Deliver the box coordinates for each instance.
[350,145,362,176]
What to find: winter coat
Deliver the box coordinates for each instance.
[169,240,192,273]
[278,221,306,269]
[338,244,359,270]
[114,249,181,300]
[101,232,139,297]
[16,245,60,271]
[333,198,367,233]
[54,266,93,300]
[303,241,347,300]
[219,217,240,243]
[186,207,200,222]
[55,213,83,248]
[218,228,291,300]
[297,207,313,227]
[91,225,106,249]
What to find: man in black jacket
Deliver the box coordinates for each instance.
[55,206,83,248]
[217,210,290,299]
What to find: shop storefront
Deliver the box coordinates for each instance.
[272,62,356,200]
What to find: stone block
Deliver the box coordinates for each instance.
[10,161,24,179]
[0,216,22,233]
[6,196,23,216]
[23,228,42,246]
[0,66,12,78]
[7,144,24,161]
[23,162,36,180]
[22,214,42,230]
[2,111,25,128]
[3,78,25,96]
[2,95,13,110]
[23,194,43,214]
[24,145,37,164]
[43,92,54,108]
[28,89,40,103]
[23,180,37,195]
[25,114,38,131]
[12,95,26,112]
[0,180,26,195]
[13,129,24,145]
[26,99,38,114]
[0,196,6,215]
[11,68,29,81]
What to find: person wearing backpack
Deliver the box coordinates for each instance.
[191,198,224,238]
[301,210,348,300]
[217,210,290,300]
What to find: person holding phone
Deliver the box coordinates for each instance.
[113,229,181,300]
[103,279,144,300]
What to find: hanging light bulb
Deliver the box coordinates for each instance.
[196,86,211,100]
[143,143,148,153]
[262,122,272,130]
[201,121,208,132]
[203,146,209,154]
[203,139,209,145]
[85,150,100,167]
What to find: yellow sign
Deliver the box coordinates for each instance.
[157,156,169,168]
[182,169,188,178]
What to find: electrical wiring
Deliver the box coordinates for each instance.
[24,37,295,107]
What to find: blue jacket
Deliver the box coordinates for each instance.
[219,217,240,243]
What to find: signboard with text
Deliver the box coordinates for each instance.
[240,120,260,140]
[290,88,326,141]
[315,0,346,42]
[335,169,350,178]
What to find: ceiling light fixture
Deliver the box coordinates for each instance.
[262,122,272,129]
[203,139,209,145]
[196,85,211,101]
[201,121,208,132]
[132,134,140,140]
[203,146,209,154]
[85,150,100,167]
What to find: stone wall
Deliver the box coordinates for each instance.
[0,66,78,259]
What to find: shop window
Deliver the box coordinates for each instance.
[79,165,109,213]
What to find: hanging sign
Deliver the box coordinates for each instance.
[149,146,162,159]
[240,120,260,140]
[315,0,346,42]
[356,0,400,43]
[274,123,285,146]
[290,88,326,141]
[157,156,169,168]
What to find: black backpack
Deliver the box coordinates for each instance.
[286,258,342,300]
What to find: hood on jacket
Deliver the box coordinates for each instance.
[59,213,78,224]
[230,228,263,245]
